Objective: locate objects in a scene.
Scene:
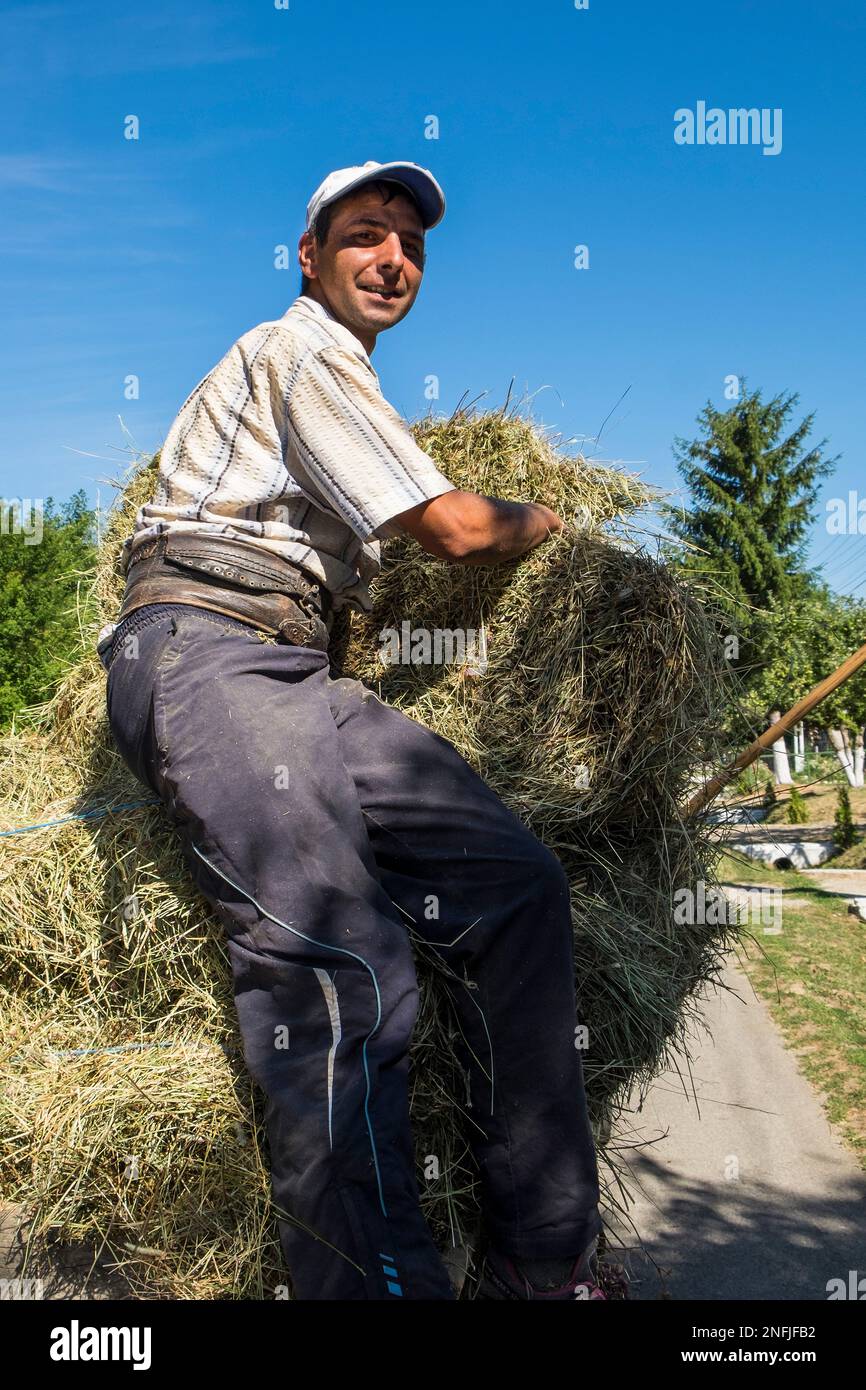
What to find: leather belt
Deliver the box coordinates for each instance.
[119,534,332,650]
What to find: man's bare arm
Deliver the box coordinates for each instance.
[385,489,564,564]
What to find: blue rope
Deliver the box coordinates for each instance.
[0,798,160,838]
[8,1039,243,1064]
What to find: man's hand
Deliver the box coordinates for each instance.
[386,489,564,565]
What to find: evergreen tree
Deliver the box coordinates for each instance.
[834,785,857,850]
[0,491,96,726]
[667,384,837,613]
[786,786,808,824]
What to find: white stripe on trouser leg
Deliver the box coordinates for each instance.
[313,968,342,1151]
[188,843,388,1217]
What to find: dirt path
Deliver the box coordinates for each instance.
[603,958,866,1300]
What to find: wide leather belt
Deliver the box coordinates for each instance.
[119,534,332,650]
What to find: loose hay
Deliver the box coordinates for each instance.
[0,405,735,1298]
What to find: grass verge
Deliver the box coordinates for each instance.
[720,851,866,1170]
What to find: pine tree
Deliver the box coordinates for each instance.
[667,384,837,613]
[834,785,857,850]
[0,491,96,726]
[786,786,808,824]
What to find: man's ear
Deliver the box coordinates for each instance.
[298,230,318,281]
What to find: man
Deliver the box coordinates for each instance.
[103,160,605,1301]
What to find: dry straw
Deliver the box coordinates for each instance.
[0,405,735,1298]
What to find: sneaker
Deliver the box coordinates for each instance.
[477,1238,608,1300]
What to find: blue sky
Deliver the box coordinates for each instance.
[1,0,864,596]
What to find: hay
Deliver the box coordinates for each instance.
[0,405,735,1298]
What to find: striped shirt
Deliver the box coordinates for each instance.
[122,295,456,612]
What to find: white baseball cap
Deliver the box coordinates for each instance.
[305,160,446,233]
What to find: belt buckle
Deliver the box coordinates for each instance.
[126,536,164,570]
[278,615,316,645]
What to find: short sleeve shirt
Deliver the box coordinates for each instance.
[122,295,456,611]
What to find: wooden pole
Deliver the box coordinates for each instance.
[685,640,866,819]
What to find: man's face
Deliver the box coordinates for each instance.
[299,185,426,342]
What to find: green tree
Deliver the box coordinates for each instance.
[834,785,857,850]
[786,786,808,824]
[667,384,837,615]
[741,585,866,736]
[815,595,866,733]
[0,491,96,726]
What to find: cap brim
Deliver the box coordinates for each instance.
[320,162,445,229]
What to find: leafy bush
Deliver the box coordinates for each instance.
[786,786,809,824]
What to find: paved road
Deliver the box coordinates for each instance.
[0,1202,132,1299]
[604,958,866,1300]
[801,868,866,898]
[716,822,866,842]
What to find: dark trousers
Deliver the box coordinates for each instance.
[105,604,602,1300]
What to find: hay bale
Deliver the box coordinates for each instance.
[0,994,278,1300]
[0,407,735,1298]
